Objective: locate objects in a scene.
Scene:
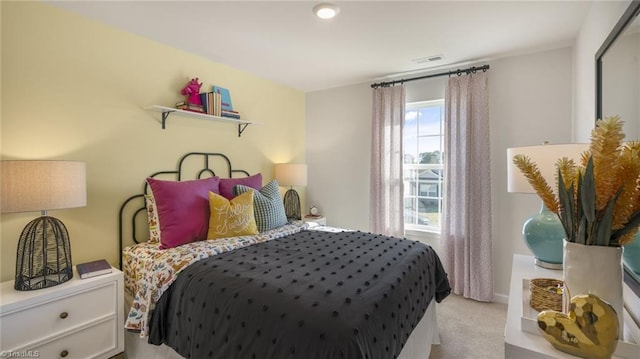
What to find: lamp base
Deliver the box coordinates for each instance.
[283,188,301,221]
[534,258,563,270]
[522,202,565,270]
[14,215,73,291]
[622,231,640,275]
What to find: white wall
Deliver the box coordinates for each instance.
[305,83,372,231]
[306,46,574,298]
[406,78,448,104]
[490,48,574,297]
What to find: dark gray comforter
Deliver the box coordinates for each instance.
[148,230,451,359]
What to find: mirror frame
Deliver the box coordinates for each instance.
[595,0,640,120]
[595,0,640,297]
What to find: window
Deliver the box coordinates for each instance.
[403,100,444,233]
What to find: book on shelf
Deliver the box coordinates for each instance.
[213,91,222,116]
[77,259,112,279]
[221,110,241,119]
[213,86,233,111]
[198,91,221,116]
[199,93,210,115]
[206,92,214,115]
[176,102,205,113]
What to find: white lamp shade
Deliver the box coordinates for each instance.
[507,144,589,193]
[1,160,87,213]
[275,163,308,187]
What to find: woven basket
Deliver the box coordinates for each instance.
[530,278,563,312]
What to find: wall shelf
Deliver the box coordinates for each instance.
[144,105,256,137]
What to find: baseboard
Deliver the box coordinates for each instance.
[493,292,508,304]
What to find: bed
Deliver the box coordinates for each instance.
[119,152,451,359]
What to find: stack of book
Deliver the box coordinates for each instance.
[198,91,219,116]
[197,91,241,119]
[175,101,204,113]
[221,109,241,119]
[213,85,241,120]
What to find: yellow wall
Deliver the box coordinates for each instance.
[0,2,305,282]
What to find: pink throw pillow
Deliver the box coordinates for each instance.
[147,177,220,249]
[219,173,262,200]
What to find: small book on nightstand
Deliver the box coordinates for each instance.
[77,259,112,279]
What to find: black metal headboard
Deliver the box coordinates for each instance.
[118,152,250,269]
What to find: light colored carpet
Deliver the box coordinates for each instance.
[430,294,508,359]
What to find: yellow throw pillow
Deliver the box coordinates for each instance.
[207,190,258,239]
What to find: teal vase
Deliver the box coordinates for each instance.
[522,202,564,269]
[623,231,640,275]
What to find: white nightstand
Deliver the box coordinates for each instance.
[303,215,326,226]
[505,254,639,358]
[0,267,124,359]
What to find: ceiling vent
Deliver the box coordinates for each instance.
[412,55,445,64]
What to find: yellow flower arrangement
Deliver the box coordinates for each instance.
[513,116,640,247]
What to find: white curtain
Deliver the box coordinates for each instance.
[442,72,494,301]
[370,85,405,238]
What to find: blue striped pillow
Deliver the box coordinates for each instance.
[234,180,287,232]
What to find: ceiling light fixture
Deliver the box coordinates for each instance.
[313,3,340,19]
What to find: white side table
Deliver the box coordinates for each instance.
[303,215,326,226]
[505,254,638,358]
[0,267,124,359]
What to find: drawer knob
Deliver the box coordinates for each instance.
[59,312,69,319]
[60,350,69,357]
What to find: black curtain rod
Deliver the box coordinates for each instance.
[370,64,490,89]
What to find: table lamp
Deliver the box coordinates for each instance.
[507,144,588,269]
[275,163,307,220]
[1,160,87,290]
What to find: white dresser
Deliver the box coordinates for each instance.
[0,268,124,359]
